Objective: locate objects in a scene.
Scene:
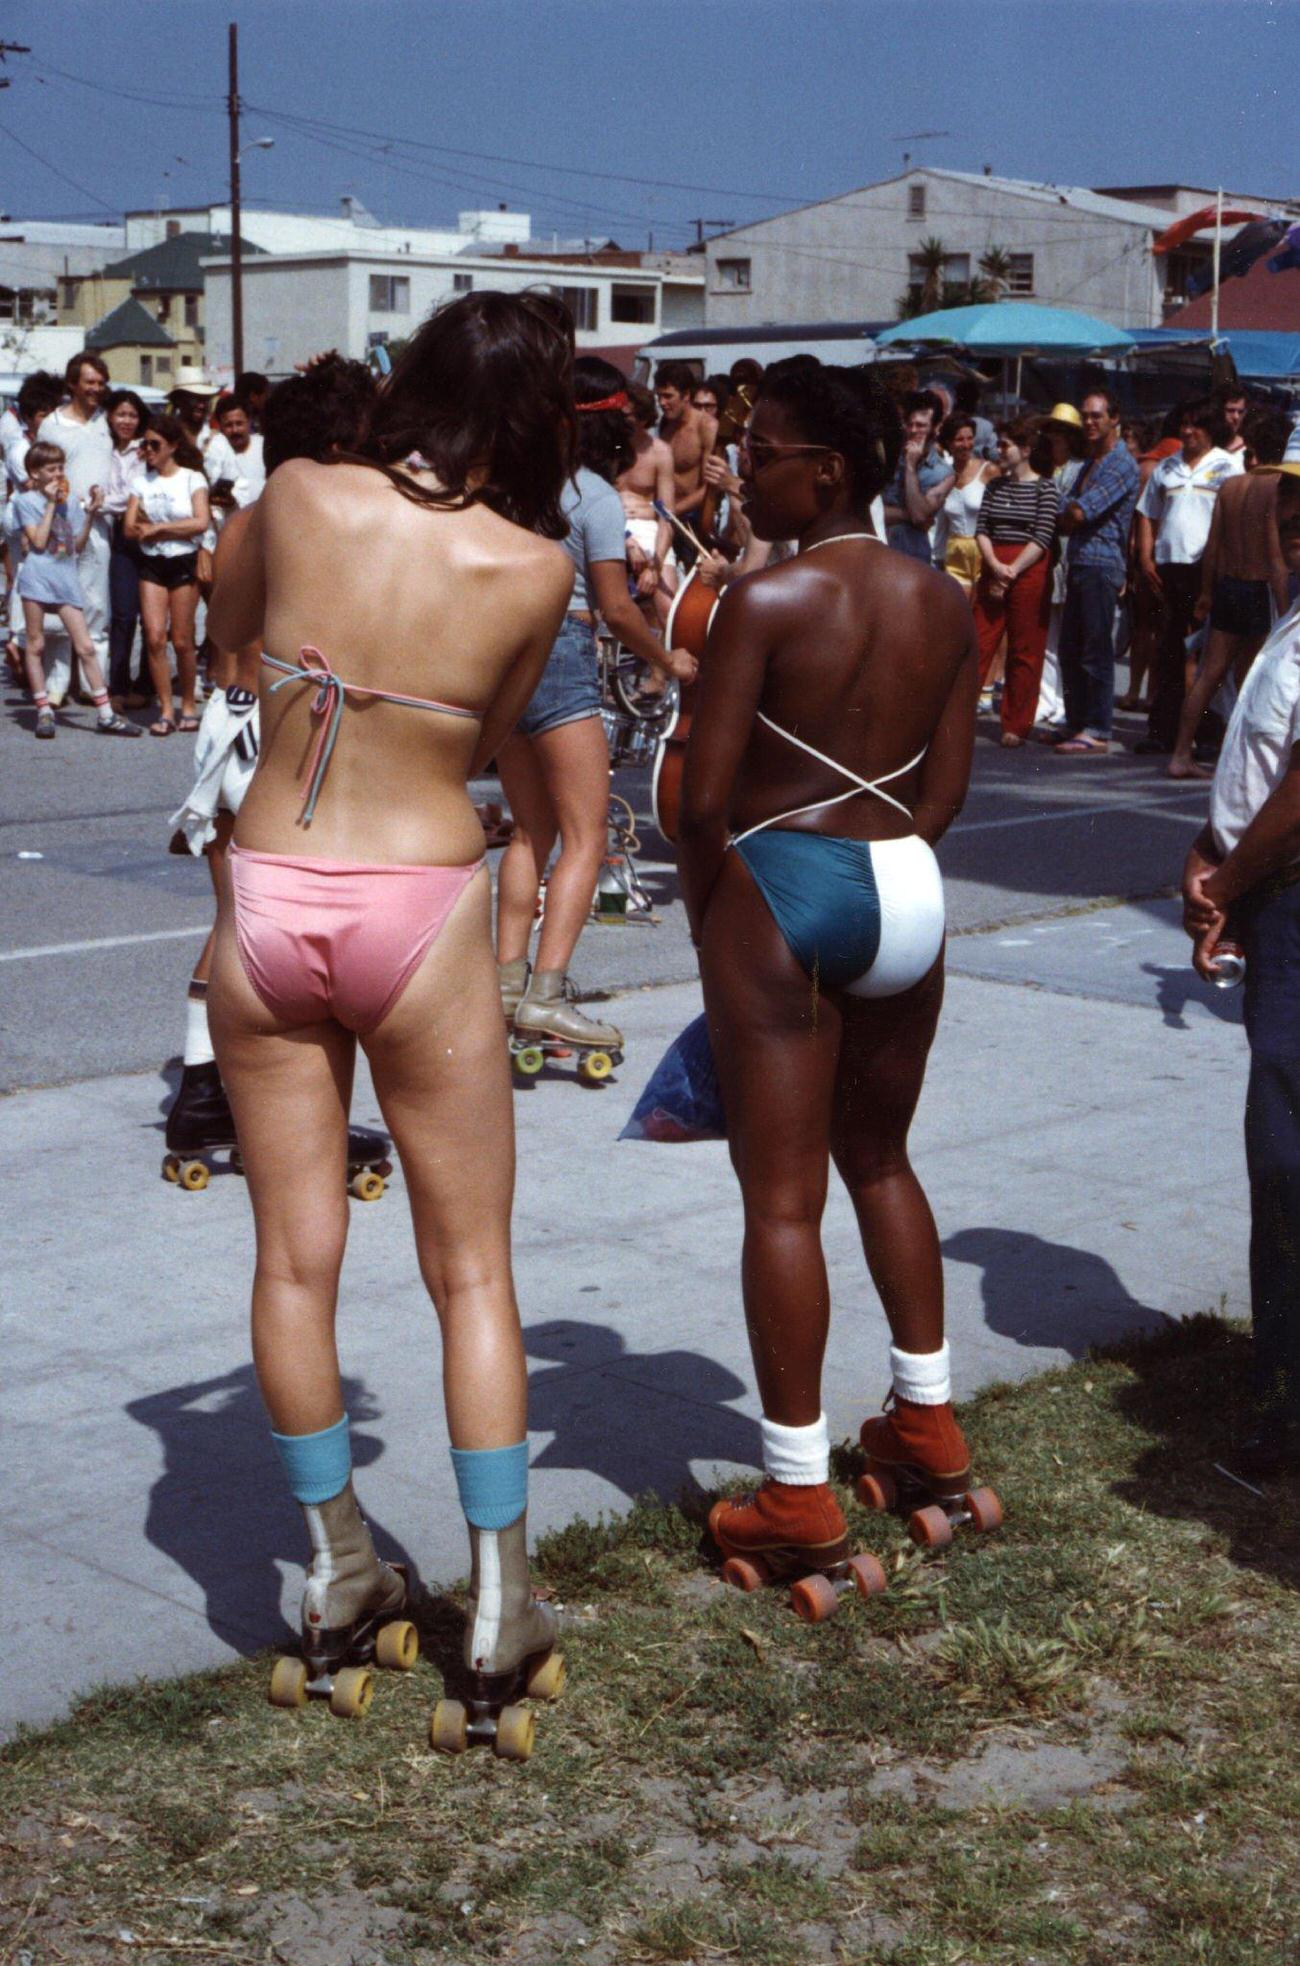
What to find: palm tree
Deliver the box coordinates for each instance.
[978,245,1013,301]
[916,235,949,312]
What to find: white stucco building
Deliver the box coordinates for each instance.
[702,170,1297,330]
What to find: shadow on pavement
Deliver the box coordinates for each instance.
[125,1366,413,1655]
[942,1226,1175,1359]
[1103,1315,1300,1595]
[525,1318,761,1500]
[1141,960,1244,1032]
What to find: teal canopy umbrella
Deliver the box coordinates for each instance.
[875,302,1135,415]
[874,301,1135,355]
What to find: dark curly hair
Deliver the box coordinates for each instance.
[103,387,152,446]
[349,290,575,538]
[263,356,377,475]
[145,411,205,473]
[757,359,903,509]
[574,355,633,485]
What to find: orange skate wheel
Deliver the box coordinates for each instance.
[525,1651,566,1702]
[267,1655,308,1709]
[350,1168,385,1202]
[856,1470,898,1512]
[179,1159,210,1192]
[965,1487,1003,1533]
[790,1573,839,1624]
[430,1699,468,1754]
[720,1555,767,1593]
[847,1553,888,1600]
[375,1619,419,1671]
[909,1505,953,1550]
[493,1704,536,1762]
[329,1666,374,1718]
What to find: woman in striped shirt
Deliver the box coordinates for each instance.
[973,419,1060,746]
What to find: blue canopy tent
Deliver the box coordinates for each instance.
[1128,328,1300,383]
[874,302,1137,412]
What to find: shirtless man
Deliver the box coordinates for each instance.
[617,381,676,625]
[1168,408,1293,780]
[656,360,717,538]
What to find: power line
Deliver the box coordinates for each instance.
[0,120,121,215]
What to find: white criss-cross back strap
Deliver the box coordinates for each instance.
[731,532,925,847]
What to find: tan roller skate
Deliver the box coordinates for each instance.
[498,957,531,1024]
[267,1481,419,1717]
[710,1479,887,1624]
[857,1397,1003,1549]
[510,969,624,1085]
[430,1515,565,1762]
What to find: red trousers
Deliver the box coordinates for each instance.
[972,544,1051,738]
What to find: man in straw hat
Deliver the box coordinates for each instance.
[1183,440,1300,1477]
[168,366,222,600]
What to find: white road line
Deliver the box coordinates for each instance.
[0,925,209,964]
[952,803,1201,837]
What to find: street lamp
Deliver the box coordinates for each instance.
[229,134,274,378]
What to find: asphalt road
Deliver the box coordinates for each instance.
[0,667,1215,1094]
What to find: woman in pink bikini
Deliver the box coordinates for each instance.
[207,295,575,1755]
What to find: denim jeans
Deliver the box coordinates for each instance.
[515,615,601,738]
[1241,879,1300,1427]
[1058,563,1123,740]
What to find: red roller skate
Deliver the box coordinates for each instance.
[709,1479,887,1624]
[857,1397,1003,1550]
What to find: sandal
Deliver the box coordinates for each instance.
[1051,736,1110,756]
[177,713,202,733]
[150,716,177,737]
[97,713,143,737]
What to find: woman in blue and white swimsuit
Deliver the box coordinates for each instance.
[679,359,981,1589]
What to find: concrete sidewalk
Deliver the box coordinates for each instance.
[1,949,1247,1738]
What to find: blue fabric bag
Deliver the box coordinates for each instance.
[619,1013,726,1142]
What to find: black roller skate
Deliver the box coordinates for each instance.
[510,969,623,1086]
[161,1062,394,1199]
[268,1481,419,1717]
[430,1515,565,1762]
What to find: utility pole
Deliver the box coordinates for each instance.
[0,39,31,90]
[690,218,735,246]
[228,21,243,377]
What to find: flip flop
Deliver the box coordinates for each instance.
[150,716,177,737]
[1051,736,1110,756]
[177,714,202,733]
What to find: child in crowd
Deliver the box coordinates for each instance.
[14,442,139,739]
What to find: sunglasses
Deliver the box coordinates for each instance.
[739,433,838,471]
[140,439,164,453]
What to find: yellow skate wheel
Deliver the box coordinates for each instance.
[329,1666,374,1718]
[909,1504,953,1551]
[513,1046,545,1077]
[525,1651,566,1702]
[430,1699,468,1754]
[965,1487,1003,1534]
[350,1168,385,1202]
[847,1553,889,1600]
[162,1154,180,1184]
[375,1619,419,1671]
[856,1470,897,1512]
[579,1050,613,1082]
[721,1556,767,1593]
[791,1573,839,1624]
[179,1159,210,1192]
[268,1655,309,1709]
[493,1704,536,1762]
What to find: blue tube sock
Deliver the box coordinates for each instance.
[450,1440,529,1531]
[271,1415,352,1506]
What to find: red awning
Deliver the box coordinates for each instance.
[1153,205,1267,255]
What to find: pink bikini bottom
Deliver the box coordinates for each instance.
[229,844,484,1035]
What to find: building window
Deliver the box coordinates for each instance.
[713,258,751,293]
[554,286,598,331]
[60,279,78,312]
[140,356,152,385]
[611,284,655,324]
[1007,253,1035,295]
[452,272,472,293]
[908,183,926,219]
[155,356,172,375]
[166,220,181,239]
[907,252,972,301]
[184,293,200,329]
[369,274,411,313]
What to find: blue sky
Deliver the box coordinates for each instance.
[0,1,1293,246]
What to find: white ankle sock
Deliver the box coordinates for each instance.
[890,1342,951,1407]
[760,1413,829,1486]
[184,986,215,1067]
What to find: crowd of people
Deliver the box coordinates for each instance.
[5,307,1300,1748]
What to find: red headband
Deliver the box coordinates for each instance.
[577,391,629,414]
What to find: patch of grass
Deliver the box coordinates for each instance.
[4,1315,1300,1966]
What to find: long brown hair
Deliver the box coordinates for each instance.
[348,290,575,538]
[146,411,205,473]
